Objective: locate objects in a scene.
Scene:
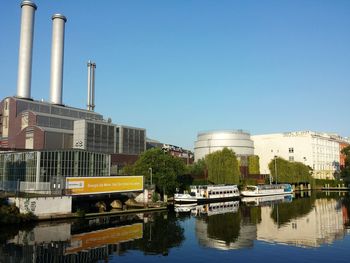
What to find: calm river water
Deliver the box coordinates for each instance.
[1,191,350,263]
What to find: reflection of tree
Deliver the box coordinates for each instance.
[134,211,184,255]
[341,196,350,227]
[270,195,316,226]
[241,206,261,225]
[206,212,241,245]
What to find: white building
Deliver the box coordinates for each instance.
[252,131,343,179]
[194,130,254,162]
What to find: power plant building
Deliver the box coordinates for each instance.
[0,1,146,193]
[194,130,254,161]
[0,1,146,156]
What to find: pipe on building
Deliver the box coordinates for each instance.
[50,14,67,105]
[17,1,37,99]
[87,61,96,111]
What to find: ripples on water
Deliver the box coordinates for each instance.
[0,191,349,263]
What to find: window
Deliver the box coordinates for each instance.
[289,147,294,153]
[289,156,294,162]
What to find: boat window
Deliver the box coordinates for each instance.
[190,192,196,196]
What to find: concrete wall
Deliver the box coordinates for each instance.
[9,196,72,217]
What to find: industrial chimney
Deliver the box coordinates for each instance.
[17,1,37,99]
[50,14,67,105]
[87,61,96,111]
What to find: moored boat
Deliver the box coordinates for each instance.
[174,184,240,203]
[240,184,293,197]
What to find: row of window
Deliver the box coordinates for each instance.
[0,150,110,185]
[16,100,103,121]
[209,190,238,195]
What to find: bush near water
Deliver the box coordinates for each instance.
[0,198,37,224]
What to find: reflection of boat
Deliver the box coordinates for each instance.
[241,194,293,206]
[174,201,240,216]
[174,203,197,213]
[241,184,293,197]
[174,185,240,203]
[193,201,240,216]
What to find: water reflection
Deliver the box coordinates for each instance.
[1,193,350,262]
[241,194,293,207]
[0,211,185,262]
[258,195,346,247]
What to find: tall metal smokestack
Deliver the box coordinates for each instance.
[50,14,67,105]
[87,61,96,111]
[17,1,37,99]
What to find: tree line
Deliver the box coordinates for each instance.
[123,147,315,196]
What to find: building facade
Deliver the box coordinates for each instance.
[0,96,103,150]
[73,119,146,155]
[194,130,254,162]
[0,149,110,193]
[252,131,347,179]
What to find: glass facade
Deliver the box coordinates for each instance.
[122,128,145,155]
[85,122,115,153]
[16,99,103,121]
[37,115,74,130]
[44,132,73,149]
[0,150,110,192]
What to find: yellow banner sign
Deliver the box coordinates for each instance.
[65,176,143,195]
[65,223,143,254]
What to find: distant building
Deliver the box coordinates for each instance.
[252,131,348,179]
[146,138,194,164]
[194,130,254,162]
[340,141,350,170]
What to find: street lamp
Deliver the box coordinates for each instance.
[149,167,153,186]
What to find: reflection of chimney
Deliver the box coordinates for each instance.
[17,1,37,99]
[87,61,96,111]
[50,14,67,105]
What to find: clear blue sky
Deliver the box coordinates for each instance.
[1,0,349,149]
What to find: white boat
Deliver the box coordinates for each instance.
[240,184,293,197]
[174,184,240,203]
[173,193,197,203]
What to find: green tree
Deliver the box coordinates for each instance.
[341,146,350,181]
[268,157,313,184]
[132,148,186,195]
[188,158,206,177]
[248,155,260,174]
[205,148,240,184]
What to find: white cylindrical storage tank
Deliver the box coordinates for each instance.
[194,130,254,161]
[50,14,67,105]
[17,0,37,99]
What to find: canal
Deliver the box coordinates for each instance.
[0,191,349,262]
